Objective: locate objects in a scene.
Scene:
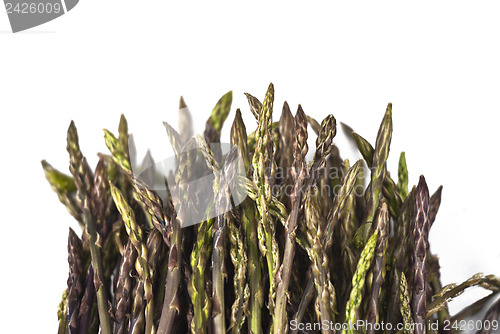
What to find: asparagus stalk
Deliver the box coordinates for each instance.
[366,201,389,334]
[304,187,336,334]
[42,160,82,226]
[110,183,155,333]
[429,186,443,228]
[277,102,294,196]
[202,93,234,333]
[157,212,182,334]
[77,266,95,334]
[342,120,403,218]
[427,273,500,318]
[230,109,255,334]
[397,152,409,201]
[385,187,416,327]
[188,215,213,334]
[114,240,137,334]
[364,103,393,227]
[67,121,112,334]
[129,277,146,333]
[58,289,69,334]
[178,96,193,145]
[251,83,280,328]
[227,210,250,334]
[194,134,227,334]
[451,293,498,323]
[343,231,378,334]
[242,200,262,334]
[273,105,309,334]
[67,228,85,334]
[291,271,315,334]
[206,91,233,134]
[426,186,448,333]
[412,176,431,334]
[400,272,414,334]
[244,92,262,120]
[157,139,195,334]
[163,121,183,158]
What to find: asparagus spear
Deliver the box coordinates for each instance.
[197,91,233,333]
[227,209,250,334]
[194,134,227,334]
[427,273,500,318]
[251,83,280,329]
[42,160,82,226]
[178,96,193,145]
[304,187,336,334]
[343,231,378,334]
[290,270,315,334]
[366,201,389,334]
[157,139,194,334]
[67,228,85,334]
[129,277,146,333]
[58,289,69,334]
[400,272,414,334]
[188,215,213,334]
[273,105,309,334]
[397,152,409,201]
[114,240,137,334]
[230,109,255,334]
[277,102,294,207]
[67,121,112,334]
[77,266,95,334]
[342,120,403,218]
[364,103,392,228]
[412,176,430,334]
[110,183,155,333]
[244,92,262,120]
[451,293,498,323]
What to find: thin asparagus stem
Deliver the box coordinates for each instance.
[228,210,250,334]
[77,266,95,334]
[343,231,378,334]
[110,183,155,334]
[412,176,430,334]
[400,272,414,334]
[366,201,389,334]
[304,187,336,334]
[58,289,69,334]
[291,270,315,334]
[42,160,82,226]
[273,105,309,334]
[251,83,280,329]
[364,103,393,227]
[398,152,409,201]
[67,228,85,334]
[114,240,137,334]
[158,139,196,334]
[67,121,112,334]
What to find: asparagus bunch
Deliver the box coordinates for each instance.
[46,84,500,334]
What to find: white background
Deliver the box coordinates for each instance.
[1,1,500,332]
